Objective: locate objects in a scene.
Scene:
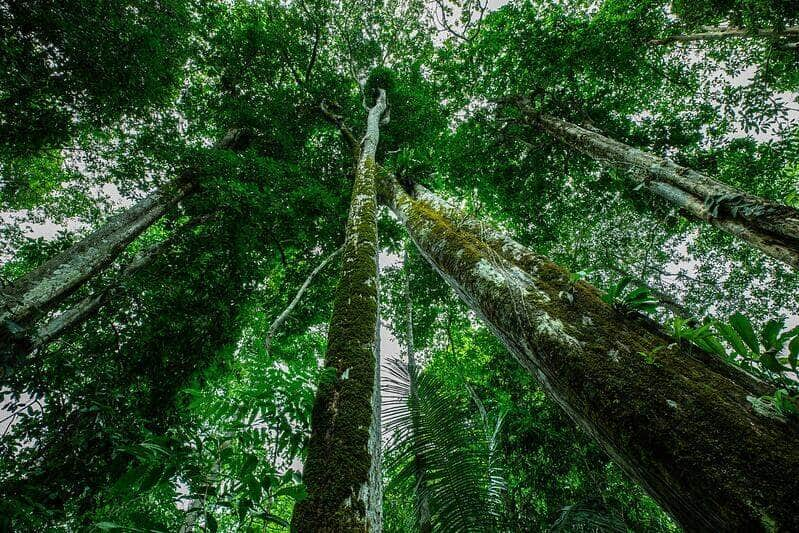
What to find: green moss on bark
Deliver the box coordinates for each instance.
[291,162,380,532]
[384,177,799,532]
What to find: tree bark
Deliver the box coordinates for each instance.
[651,26,799,45]
[291,90,387,532]
[530,112,799,270]
[28,215,208,354]
[403,248,432,533]
[400,181,773,398]
[0,130,248,338]
[382,176,799,532]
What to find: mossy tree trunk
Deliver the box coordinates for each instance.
[291,90,387,532]
[527,111,799,270]
[0,129,248,350]
[404,182,772,397]
[28,215,208,355]
[651,26,799,46]
[382,175,799,532]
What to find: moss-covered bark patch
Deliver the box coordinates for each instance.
[383,176,799,532]
[291,161,380,532]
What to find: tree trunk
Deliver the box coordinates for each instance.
[651,26,799,45]
[403,248,433,533]
[382,176,799,532]
[291,90,387,532]
[29,215,208,355]
[402,181,773,398]
[530,112,799,270]
[0,130,248,339]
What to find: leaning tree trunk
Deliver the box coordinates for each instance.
[527,111,799,270]
[402,181,772,398]
[381,175,799,531]
[28,215,210,355]
[0,129,249,342]
[651,26,799,45]
[291,90,387,532]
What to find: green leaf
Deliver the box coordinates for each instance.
[759,351,787,373]
[761,319,784,351]
[241,453,258,477]
[274,483,307,502]
[729,313,759,354]
[139,467,163,492]
[254,513,291,527]
[95,523,122,531]
[715,321,750,358]
[695,336,728,359]
[788,335,799,372]
[238,498,253,522]
[206,514,218,533]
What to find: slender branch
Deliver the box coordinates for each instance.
[264,246,343,352]
[304,24,322,83]
[434,0,469,41]
[320,101,360,156]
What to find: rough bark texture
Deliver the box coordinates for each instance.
[532,112,799,270]
[0,129,247,341]
[30,215,206,352]
[291,91,387,532]
[0,182,191,332]
[405,182,774,398]
[383,176,799,532]
[652,26,799,45]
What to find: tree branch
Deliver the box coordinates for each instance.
[264,246,343,352]
[320,100,360,156]
[651,26,799,45]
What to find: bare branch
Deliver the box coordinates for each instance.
[264,246,343,353]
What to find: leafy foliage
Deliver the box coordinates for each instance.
[2,0,799,530]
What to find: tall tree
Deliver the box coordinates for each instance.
[381,174,799,530]
[515,108,799,269]
[291,88,387,531]
[0,130,249,357]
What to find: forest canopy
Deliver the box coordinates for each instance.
[1,0,799,531]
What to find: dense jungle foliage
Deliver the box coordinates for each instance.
[1,0,798,531]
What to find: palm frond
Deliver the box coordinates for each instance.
[550,499,627,532]
[383,358,503,533]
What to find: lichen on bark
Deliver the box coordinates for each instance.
[382,175,799,532]
[532,112,799,270]
[292,92,386,532]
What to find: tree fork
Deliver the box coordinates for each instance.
[291,90,387,532]
[525,110,799,270]
[382,175,799,531]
